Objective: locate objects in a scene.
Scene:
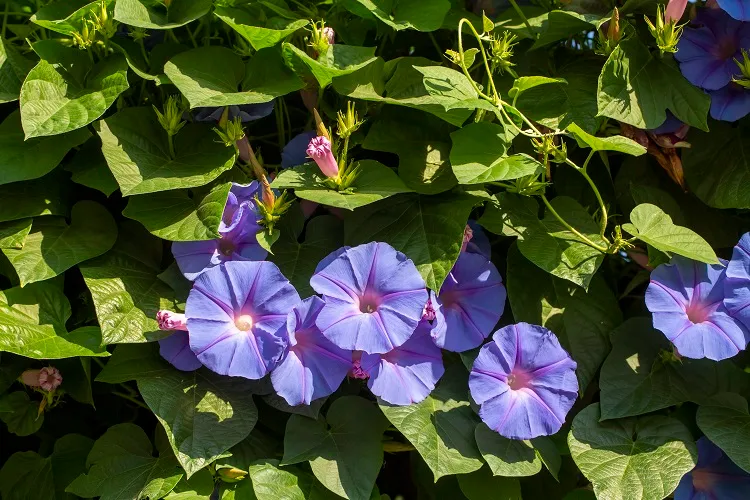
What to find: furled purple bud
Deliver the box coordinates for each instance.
[323,26,335,45]
[22,367,62,391]
[306,136,339,178]
[157,310,188,331]
[349,351,369,380]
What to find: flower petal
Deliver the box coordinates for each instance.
[158,331,202,371]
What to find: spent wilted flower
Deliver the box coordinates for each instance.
[22,367,63,392]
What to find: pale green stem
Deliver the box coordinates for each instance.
[565,154,609,238]
[541,195,608,253]
[508,0,535,38]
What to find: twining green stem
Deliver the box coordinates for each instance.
[507,0,535,38]
[112,390,150,410]
[565,154,609,238]
[457,18,498,103]
[1,3,9,39]
[186,23,198,48]
[541,195,609,253]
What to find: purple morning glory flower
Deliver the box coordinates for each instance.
[469,322,578,440]
[724,233,750,332]
[172,182,267,280]
[675,437,750,500]
[360,320,445,405]
[282,131,317,169]
[310,242,428,354]
[465,220,491,259]
[675,9,750,91]
[193,102,275,123]
[186,261,301,379]
[158,332,202,371]
[646,257,750,361]
[270,296,353,406]
[717,0,750,22]
[709,84,750,122]
[430,252,506,352]
[156,310,202,371]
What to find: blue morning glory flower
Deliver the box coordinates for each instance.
[469,322,578,440]
[675,436,750,500]
[430,252,506,352]
[185,261,302,379]
[172,182,267,280]
[647,257,750,361]
[281,131,317,169]
[675,9,750,91]
[311,242,428,354]
[717,0,750,22]
[709,84,750,122]
[360,320,445,405]
[724,233,750,332]
[465,220,491,259]
[270,296,353,406]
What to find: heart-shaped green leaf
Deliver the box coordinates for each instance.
[341,0,450,32]
[0,110,90,186]
[1,201,117,285]
[31,0,112,35]
[566,123,646,156]
[272,160,412,211]
[215,7,308,50]
[0,171,71,223]
[450,123,543,184]
[0,280,108,359]
[96,107,236,196]
[622,203,718,264]
[697,395,750,474]
[80,222,175,345]
[283,42,378,89]
[114,0,211,29]
[123,183,231,241]
[475,423,543,477]
[138,369,260,477]
[164,46,302,108]
[569,403,697,500]
[379,365,483,481]
[20,44,129,138]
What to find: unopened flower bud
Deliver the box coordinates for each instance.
[306,136,339,178]
[349,351,369,380]
[734,49,750,89]
[21,367,62,391]
[157,310,188,331]
[644,5,684,54]
[323,26,335,45]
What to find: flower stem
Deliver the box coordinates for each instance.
[565,154,609,238]
[167,134,176,158]
[508,0,535,38]
[541,195,608,253]
[112,390,149,410]
[457,18,495,103]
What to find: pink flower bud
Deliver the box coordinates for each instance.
[157,310,188,331]
[39,367,62,391]
[21,369,41,387]
[22,367,62,391]
[323,27,335,45]
[306,136,339,178]
[461,224,474,252]
[349,351,369,380]
[422,298,436,322]
[665,0,688,23]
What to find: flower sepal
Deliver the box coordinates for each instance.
[644,5,684,54]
